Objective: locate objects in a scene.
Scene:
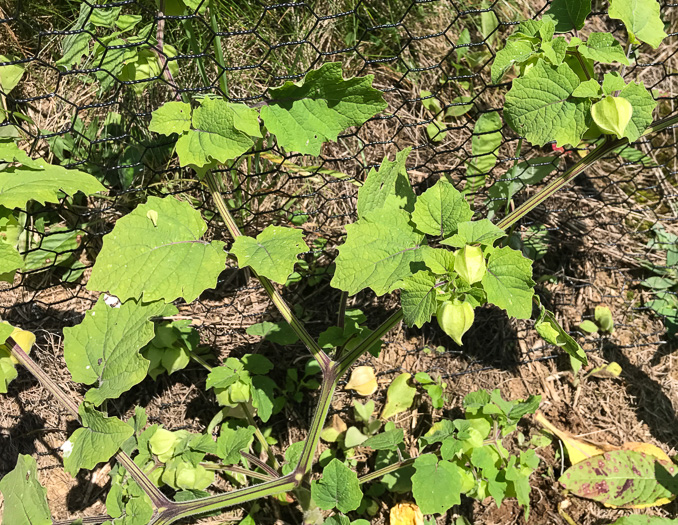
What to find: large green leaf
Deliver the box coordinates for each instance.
[609,0,667,49]
[481,246,535,319]
[504,60,591,147]
[400,270,439,328]
[230,225,308,284]
[311,458,363,513]
[579,33,630,65]
[411,179,473,237]
[175,98,256,169]
[87,196,227,303]
[260,62,387,156]
[381,373,416,419]
[547,0,591,32]
[0,55,26,94]
[331,205,426,296]
[0,141,105,209]
[412,454,462,515]
[357,148,415,218]
[63,403,134,476]
[0,455,52,525]
[63,297,165,406]
[560,450,675,507]
[619,81,657,142]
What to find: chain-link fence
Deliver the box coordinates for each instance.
[1,0,677,521]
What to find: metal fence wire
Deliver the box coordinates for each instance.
[1,0,677,487]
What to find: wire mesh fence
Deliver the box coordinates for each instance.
[1,0,677,510]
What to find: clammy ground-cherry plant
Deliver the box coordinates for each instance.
[2,0,678,523]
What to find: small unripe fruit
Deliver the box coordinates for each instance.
[454,245,486,284]
[436,300,475,346]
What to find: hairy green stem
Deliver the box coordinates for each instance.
[357,456,416,484]
[202,461,275,482]
[205,172,331,370]
[8,338,173,510]
[498,112,678,232]
[209,8,229,96]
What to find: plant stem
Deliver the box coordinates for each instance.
[497,112,678,232]
[357,456,416,484]
[204,172,331,370]
[241,452,281,478]
[239,403,281,471]
[7,338,172,510]
[53,516,112,525]
[202,461,275,482]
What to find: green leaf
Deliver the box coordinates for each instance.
[63,403,134,476]
[560,450,675,507]
[572,78,603,98]
[591,96,634,139]
[579,320,599,333]
[357,148,415,218]
[491,39,535,84]
[0,55,25,94]
[412,454,462,514]
[0,241,22,279]
[331,206,426,296]
[149,101,192,135]
[411,179,473,237]
[55,4,91,70]
[504,60,591,147]
[481,246,535,319]
[442,219,506,248]
[535,303,587,365]
[361,428,404,451]
[580,33,630,65]
[246,321,299,345]
[609,0,667,49]
[0,454,52,525]
[175,98,256,169]
[618,81,657,142]
[260,62,387,156]
[400,270,439,328]
[465,112,503,193]
[216,425,254,464]
[603,72,627,95]
[311,458,363,513]
[230,225,308,284]
[421,247,455,274]
[251,375,276,422]
[546,0,591,32]
[87,196,227,303]
[541,36,569,66]
[381,373,416,419]
[63,297,165,406]
[0,154,105,210]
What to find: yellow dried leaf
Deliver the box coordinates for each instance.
[390,502,423,525]
[587,361,622,379]
[320,414,347,443]
[345,365,378,396]
[534,412,615,465]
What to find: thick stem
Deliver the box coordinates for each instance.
[295,370,338,475]
[205,172,331,370]
[498,112,678,232]
[8,339,172,510]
